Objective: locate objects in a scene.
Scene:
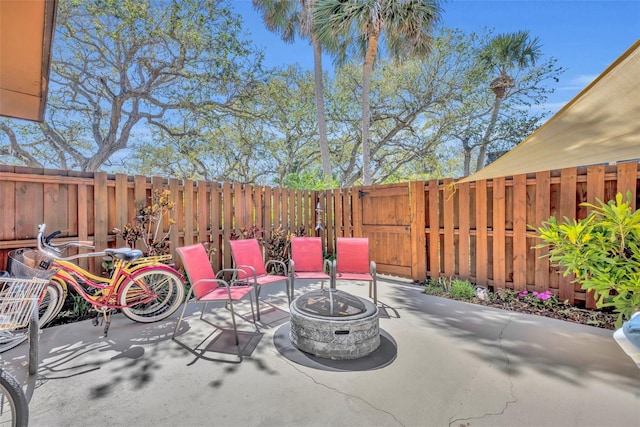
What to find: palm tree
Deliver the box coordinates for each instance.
[253,0,333,181]
[313,0,442,185]
[475,30,542,171]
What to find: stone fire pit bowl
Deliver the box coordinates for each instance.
[289,288,380,360]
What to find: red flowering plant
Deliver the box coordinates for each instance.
[113,189,176,256]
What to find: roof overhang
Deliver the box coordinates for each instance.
[0,0,57,122]
[459,39,640,183]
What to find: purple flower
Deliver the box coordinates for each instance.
[536,290,553,300]
[518,290,529,297]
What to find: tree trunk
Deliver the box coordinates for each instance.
[361,31,379,186]
[476,93,504,172]
[462,137,472,177]
[312,35,332,181]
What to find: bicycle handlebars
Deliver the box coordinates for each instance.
[37,224,95,257]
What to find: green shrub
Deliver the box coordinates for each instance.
[449,279,475,300]
[537,192,640,327]
[424,278,447,295]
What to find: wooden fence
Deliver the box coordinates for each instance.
[1,162,638,308]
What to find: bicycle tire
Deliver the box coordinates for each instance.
[38,281,64,327]
[0,282,61,354]
[120,269,185,323]
[0,369,29,427]
[28,305,38,376]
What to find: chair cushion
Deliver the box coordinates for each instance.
[291,237,324,272]
[294,271,330,280]
[336,272,372,282]
[254,274,288,285]
[230,239,268,276]
[200,285,253,301]
[336,238,371,273]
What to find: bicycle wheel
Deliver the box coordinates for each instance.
[120,269,185,323]
[37,281,64,327]
[28,305,38,376]
[0,283,61,354]
[0,369,28,427]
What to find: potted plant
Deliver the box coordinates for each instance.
[537,192,640,327]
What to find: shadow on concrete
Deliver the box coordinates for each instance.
[384,280,640,392]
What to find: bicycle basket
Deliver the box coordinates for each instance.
[0,277,49,330]
[8,249,55,279]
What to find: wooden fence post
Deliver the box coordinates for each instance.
[409,181,426,281]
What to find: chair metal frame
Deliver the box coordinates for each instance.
[333,237,378,304]
[173,243,257,358]
[229,239,290,321]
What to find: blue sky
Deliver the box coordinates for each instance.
[231,0,639,115]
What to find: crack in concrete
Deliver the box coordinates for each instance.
[448,315,518,427]
[291,361,406,427]
[269,341,405,426]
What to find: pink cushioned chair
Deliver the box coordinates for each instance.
[229,239,290,321]
[174,243,257,358]
[289,237,333,299]
[333,237,377,304]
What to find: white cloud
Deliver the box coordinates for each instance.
[559,74,599,91]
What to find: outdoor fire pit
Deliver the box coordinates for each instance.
[289,288,380,360]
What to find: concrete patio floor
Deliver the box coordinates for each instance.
[2,276,639,426]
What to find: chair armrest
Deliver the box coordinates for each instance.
[265,259,287,276]
[216,268,245,284]
[289,259,295,278]
[234,264,259,284]
[193,278,234,299]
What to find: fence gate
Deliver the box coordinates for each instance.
[355,183,416,279]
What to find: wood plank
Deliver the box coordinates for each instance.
[0,179,16,240]
[428,180,440,280]
[169,178,180,260]
[210,182,222,272]
[222,182,233,269]
[15,179,43,239]
[77,184,89,270]
[492,177,506,288]
[616,162,638,209]
[361,224,411,234]
[133,175,147,251]
[183,179,194,246]
[234,183,244,231]
[273,187,281,230]
[458,182,470,279]
[197,180,208,243]
[245,184,254,228]
[296,189,303,231]
[409,181,426,281]
[94,172,109,255]
[377,264,412,277]
[585,165,606,309]
[443,179,455,277]
[263,186,272,243]
[512,174,527,292]
[331,189,341,243]
[115,174,128,247]
[352,186,363,237]
[534,171,551,293]
[255,185,264,233]
[475,180,488,286]
[281,187,289,233]
[558,168,577,303]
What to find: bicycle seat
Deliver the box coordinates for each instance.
[104,248,143,262]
